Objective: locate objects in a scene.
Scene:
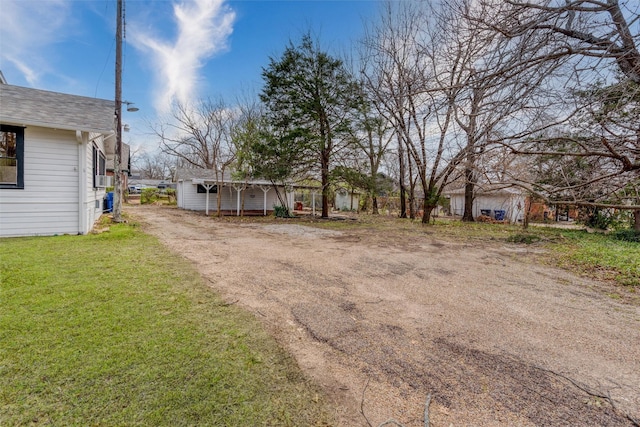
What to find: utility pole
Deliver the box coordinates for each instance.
[113,0,124,222]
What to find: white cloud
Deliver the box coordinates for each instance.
[131,0,236,114]
[0,0,72,86]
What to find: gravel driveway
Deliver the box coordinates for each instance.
[128,205,640,426]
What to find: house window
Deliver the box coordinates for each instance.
[92,144,106,188]
[0,125,25,189]
[197,184,218,193]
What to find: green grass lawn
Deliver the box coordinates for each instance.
[0,224,331,426]
[551,230,640,287]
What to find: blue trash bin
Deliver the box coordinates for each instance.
[494,210,505,221]
[105,192,114,213]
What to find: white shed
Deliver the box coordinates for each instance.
[446,186,526,223]
[335,188,360,211]
[0,83,116,237]
[174,168,294,216]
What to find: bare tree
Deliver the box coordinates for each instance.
[487,0,640,84]
[430,0,563,221]
[362,1,520,223]
[153,98,236,216]
[361,1,450,223]
[347,88,395,214]
[470,0,640,228]
[230,96,265,216]
[135,151,174,180]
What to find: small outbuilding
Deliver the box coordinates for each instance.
[174,168,295,216]
[334,188,361,212]
[445,185,526,223]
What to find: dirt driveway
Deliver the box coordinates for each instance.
[128,205,640,426]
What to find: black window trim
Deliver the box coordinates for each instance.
[92,144,106,189]
[197,184,218,193]
[0,124,25,189]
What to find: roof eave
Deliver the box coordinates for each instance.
[0,116,114,134]
[188,178,321,189]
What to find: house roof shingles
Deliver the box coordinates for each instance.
[0,84,115,133]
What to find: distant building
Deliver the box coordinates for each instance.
[444,185,526,223]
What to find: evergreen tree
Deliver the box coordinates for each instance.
[260,34,362,217]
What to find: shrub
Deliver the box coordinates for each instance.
[580,206,631,230]
[141,187,160,204]
[166,188,177,205]
[584,209,614,230]
[273,205,292,218]
[612,229,640,243]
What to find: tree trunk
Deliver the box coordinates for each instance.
[422,199,436,224]
[398,132,407,218]
[634,209,640,231]
[271,182,289,216]
[461,84,480,222]
[216,180,222,217]
[462,169,475,222]
[407,150,416,220]
[523,197,533,229]
[368,144,379,215]
[408,186,416,219]
[321,151,330,218]
[241,186,245,217]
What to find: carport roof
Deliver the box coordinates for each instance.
[174,168,321,189]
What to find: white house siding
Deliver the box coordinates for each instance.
[335,191,360,211]
[177,181,287,213]
[177,180,185,208]
[0,127,82,237]
[239,187,285,211]
[83,133,108,233]
[449,192,525,223]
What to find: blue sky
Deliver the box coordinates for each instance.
[0,0,380,152]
